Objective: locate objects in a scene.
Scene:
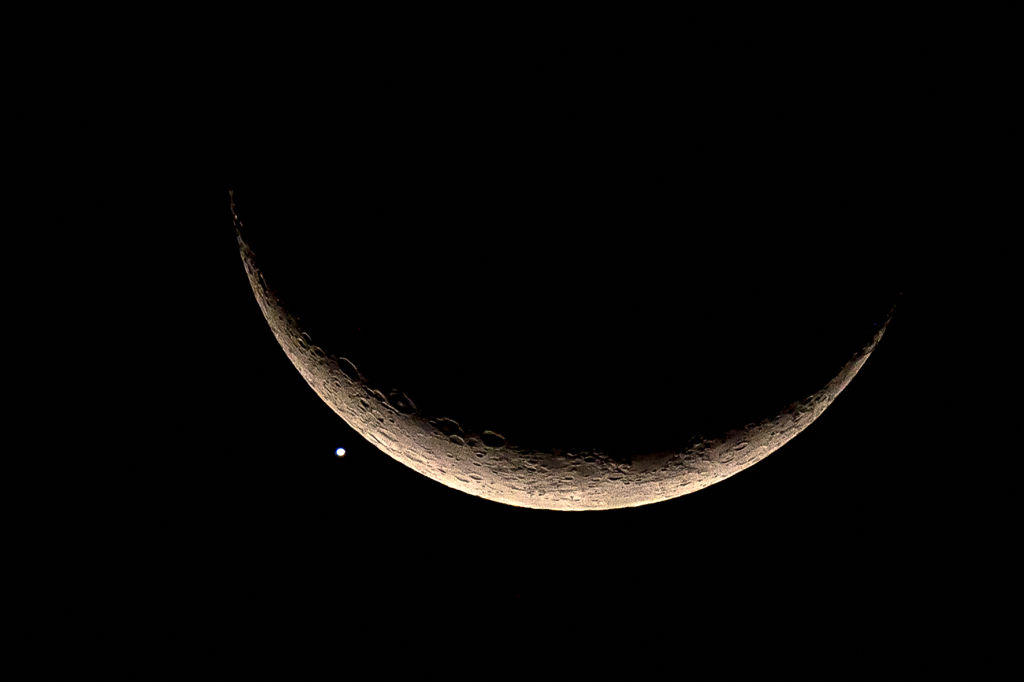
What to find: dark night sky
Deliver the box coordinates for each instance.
[6,16,1016,675]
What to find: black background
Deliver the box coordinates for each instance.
[62,35,1014,663]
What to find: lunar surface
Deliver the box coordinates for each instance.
[233,196,892,511]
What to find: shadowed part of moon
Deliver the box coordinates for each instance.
[233,202,891,511]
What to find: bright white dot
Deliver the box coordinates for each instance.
[335,447,346,457]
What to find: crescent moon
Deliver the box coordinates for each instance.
[233,199,892,511]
